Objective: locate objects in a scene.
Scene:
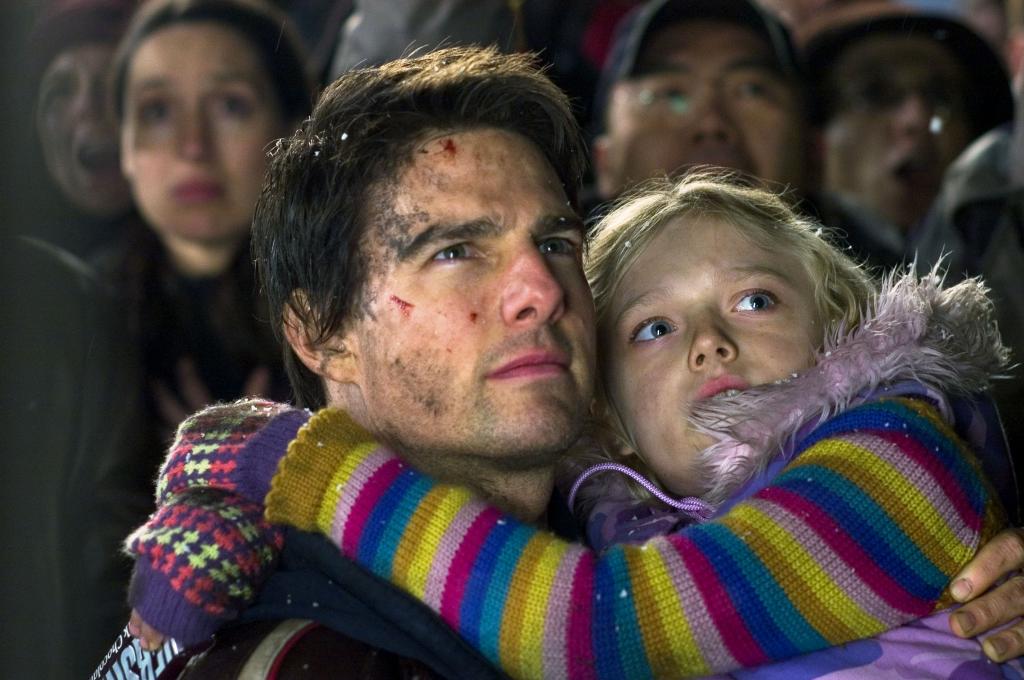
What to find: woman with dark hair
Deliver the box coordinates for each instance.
[98,0,314,443]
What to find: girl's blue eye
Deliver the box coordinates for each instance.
[736,291,775,312]
[633,318,675,343]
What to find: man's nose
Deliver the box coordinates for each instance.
[499,247,566,328]
[688,84,737,144]
[71,73,108,121]
[688,316,737,370]
[891,91,932,136]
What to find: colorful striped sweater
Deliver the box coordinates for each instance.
[127,393,1003,675]
[125,271,1011,674]
[259,395,1003,679]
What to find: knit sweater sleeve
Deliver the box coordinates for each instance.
[265,397,1003,679]
[125,399,309,645]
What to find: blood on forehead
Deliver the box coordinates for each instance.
[416,136,458,158]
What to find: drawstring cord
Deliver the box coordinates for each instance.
[567,462,715,523]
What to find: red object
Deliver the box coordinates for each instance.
[581,1,642,69]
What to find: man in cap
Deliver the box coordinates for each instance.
[590,0,908,269]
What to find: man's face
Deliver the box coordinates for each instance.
[335,128,596,475]
[821,34,972,231]
[36,43,132,218]
[595,20,805,200]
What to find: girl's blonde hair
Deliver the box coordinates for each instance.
[580,169,875,497]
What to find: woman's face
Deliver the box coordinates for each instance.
[120,22,285,264]
[36,43,132,218]
[601,216,820,496]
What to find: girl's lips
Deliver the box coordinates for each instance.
[173,180,224,203]
[695,374,750,400]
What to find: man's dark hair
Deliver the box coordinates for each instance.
[252,46,587,408]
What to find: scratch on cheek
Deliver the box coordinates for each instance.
[389,294,414,317]
[469,312,478,323]
[441,138,456,157]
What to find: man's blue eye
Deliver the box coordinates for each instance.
[433,244,470,260]
[633,319,674,342]
[538,238,575,255]
[736,291,775,312]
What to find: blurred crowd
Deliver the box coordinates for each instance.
[1,0,1022,676]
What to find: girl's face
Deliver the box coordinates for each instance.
[601,216,820,497]
[120,22,285,267]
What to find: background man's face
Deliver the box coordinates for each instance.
[596,20,806,199]
[821,34,971,230]
[36,43,132,217]
[340,128,596,472]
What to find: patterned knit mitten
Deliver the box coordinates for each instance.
[155,399,309,506]
[126,399,309,645]
[127,490,283,645]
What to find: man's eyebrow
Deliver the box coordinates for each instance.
[724,56,786,78]
[395,219,502,261]
[631,61,694,78]
[537,213,585,237]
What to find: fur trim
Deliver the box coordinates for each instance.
[691,267,1011,505]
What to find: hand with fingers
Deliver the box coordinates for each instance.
[128,609,167,652]
[950,527,1024,661]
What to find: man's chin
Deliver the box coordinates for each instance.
[506,388,583,426]
[464,391,578,463]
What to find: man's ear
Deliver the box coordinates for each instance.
[282,301,359,386]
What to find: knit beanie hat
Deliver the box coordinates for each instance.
[29,0,137,83]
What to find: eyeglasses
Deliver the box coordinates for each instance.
[622,68,794,125]
[830,75,965,120]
